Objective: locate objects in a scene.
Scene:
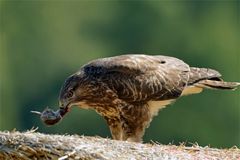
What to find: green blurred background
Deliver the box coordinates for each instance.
[0,1,239,148]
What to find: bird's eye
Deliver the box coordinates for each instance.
[66,90,74,98]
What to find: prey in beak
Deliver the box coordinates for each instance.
[31,106,68,126]
[31,74,80,125]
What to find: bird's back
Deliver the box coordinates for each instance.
[81,54,239,103]
[82,54,190,102]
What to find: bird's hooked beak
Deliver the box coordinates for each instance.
[59,100,72,117]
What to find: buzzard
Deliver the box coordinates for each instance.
[38,54,240,142]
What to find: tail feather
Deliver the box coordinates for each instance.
[188,67,239,90]
[188,67,222,85]
[195,80,240,90]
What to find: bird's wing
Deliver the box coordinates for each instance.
[82,54,190,102]
[83,54,151,75]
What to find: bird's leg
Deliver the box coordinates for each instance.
[121,117,148,142]
[120,103,152,143]
[104,117,123,140]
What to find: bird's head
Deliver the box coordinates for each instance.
[32,73,87,126]
[59,74,82,112]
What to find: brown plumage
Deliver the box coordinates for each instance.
[52,54,239,142]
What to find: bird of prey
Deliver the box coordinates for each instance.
[44,54,240,142]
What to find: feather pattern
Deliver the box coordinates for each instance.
[82,54,190,102]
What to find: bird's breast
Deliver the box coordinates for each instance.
[74,101,119,118]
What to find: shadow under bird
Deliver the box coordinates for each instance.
[32,54,240,142]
